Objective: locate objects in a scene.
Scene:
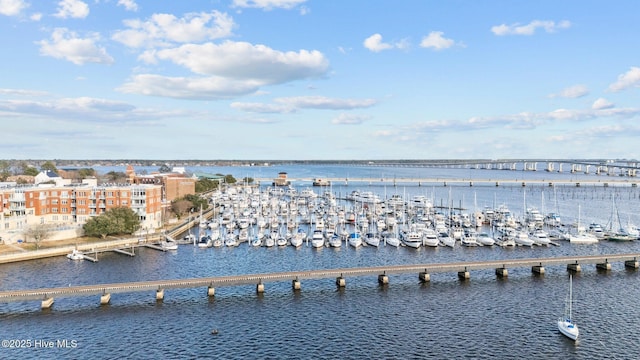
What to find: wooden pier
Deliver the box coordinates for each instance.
[0,253,638,310]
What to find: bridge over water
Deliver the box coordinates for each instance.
[1,253,638,310]
[256,176,639,188]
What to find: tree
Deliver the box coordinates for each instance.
[108,207,141,234]
[158,164,171,173]
[83,215,118,239]
[40,161,58,173]
[242,177,254,184]
[0,160,10,181]
[171,199,192,220]
[83,207,141,238]
[21,163,39,176]
[23,224,54,250]
[224,174,237,184]
[183,194,209,212]
[105,171,127,182]
[77,168,96,178]
[195,178,219,193]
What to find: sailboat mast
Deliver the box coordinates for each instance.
[569,275,573,320]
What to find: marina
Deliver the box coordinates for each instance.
[3,164,640,359]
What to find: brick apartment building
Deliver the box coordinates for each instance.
[0,180,163,244]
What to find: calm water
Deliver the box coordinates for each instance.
[2,165,640,359]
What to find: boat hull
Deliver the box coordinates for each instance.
[557,320,579,340]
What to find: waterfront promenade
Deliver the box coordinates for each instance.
[2,253,638,309]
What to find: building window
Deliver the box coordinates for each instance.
[61,199,67,205]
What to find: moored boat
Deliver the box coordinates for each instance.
[67,249,84,260]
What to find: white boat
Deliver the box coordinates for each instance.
[328,234,342,248]
[401,230,422,248]
[437,232,455,248]
[347,232,363,248]
[568,228,599,244]
[311,229,325,248]
[363,233,380,247]
[461,229,478,247]
[251,235,262,247]
[224,235,238,247]
[514,231,534,247]
[476,232,496,246]
[197,235,212,248]
[384,233,401,247]
[588,223,605,239]
[530,229,551,246]
[558,275,579,341]
[161,239,178,251]
[422,229,440,247]
[276,235,288,247]
[290,229,305,248]
[67,249,84,260]
[544,213,562,227]
[264,236,275,248]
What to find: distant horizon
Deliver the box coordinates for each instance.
[2,158,636,164]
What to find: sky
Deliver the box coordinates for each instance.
[1,0,639,160]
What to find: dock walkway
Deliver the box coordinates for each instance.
[1,253,637,309]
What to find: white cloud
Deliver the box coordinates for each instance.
[230,102,294,113]
[331,113,372,125]
[549,84,589,98]
[54,0,89,19]
[36,28,114,65]
[275,96,377,110]
[468,106,639,129]
[121,40,328,100]
[0,0,28,16]
[592,98,614,110]
[0,97,135,118]
[112,11,235,48]
[363,33,393,52]
[608,66,640,92]
[30,12,42,21]
[419,31,456,50]
[363,33,409,53]
[231,0,307,10]
[0,88,49,96]
[117,0,138,12]
[491,20,571,36]
[148,41,329,84]
[231,96,378,113]
[118,74,265,100]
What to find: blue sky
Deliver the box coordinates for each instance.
[1,0,639,160]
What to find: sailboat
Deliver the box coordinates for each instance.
[557,274,579,341]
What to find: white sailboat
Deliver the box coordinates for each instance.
[557,275,579,341]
